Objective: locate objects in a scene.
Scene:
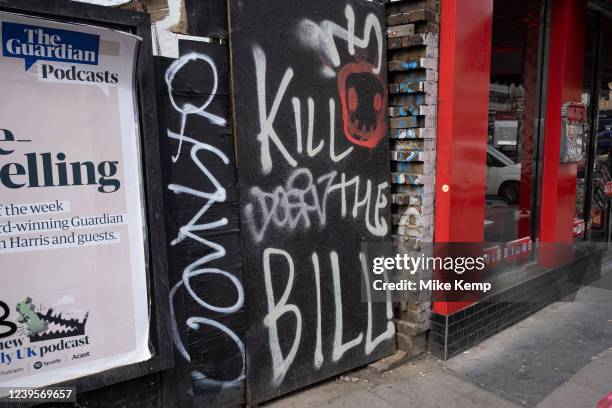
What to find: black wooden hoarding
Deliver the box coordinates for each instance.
[184,0,228,39]
[156,40,246,408]
[228,0,396,404]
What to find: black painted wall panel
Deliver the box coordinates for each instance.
[184,0,228,39]
[229,0,395,404]
[156,40,245,408]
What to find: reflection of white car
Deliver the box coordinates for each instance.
[486,146,521,204]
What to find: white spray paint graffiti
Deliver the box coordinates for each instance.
[239,4,392,392]
[253,46,355,175]
[164,53,227,162]
[262,248,395,386]
[165,53,245,387]
[243,168,388,243]
[254,45,297,175]
[262,248,302,386]
[298,4,383,77]
[248,43,389,243]
[330,251,363,361]
[359,253,395,353]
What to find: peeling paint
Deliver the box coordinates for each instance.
[153,0,182,58]
[69,0,186,58]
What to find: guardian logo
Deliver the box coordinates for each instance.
[1,22,99,70]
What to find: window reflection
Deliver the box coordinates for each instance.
[589,24,612,239]
[578,12,612,241]
[484,0,543,244]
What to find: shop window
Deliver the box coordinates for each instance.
[579,11,612,241]
[484,0,545,245]
[575,10,598,232]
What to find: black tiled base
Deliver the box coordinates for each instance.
[430,247,606,359]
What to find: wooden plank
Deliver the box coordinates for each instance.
[390,127,436,139]
[389,116,438,131]
[390,150,434,162]
[389,105,436,117]
[390,93,437,107]
[390,69,438,83]
[389,81,437,95]
[390,93,427,107]
[156,40,246,408]
[392,161,436,174]
[388,58,438,71]
[387,23,415,38]
[392,139,436,151]
[386,0,438,15]
[184,0,228,39]
[391,173,434,185]
[387,9,438,25]
[228,0,395,404]
[388,33,438,49]
[389,45,438,60]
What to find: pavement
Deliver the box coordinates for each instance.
[263,274,612,408]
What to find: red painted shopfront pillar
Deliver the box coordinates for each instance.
[433,0,493,315]
[539,0,586,267]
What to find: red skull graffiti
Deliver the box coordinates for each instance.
[337,62,387,149]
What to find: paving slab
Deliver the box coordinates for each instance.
[536,381,606,408]
[263,275,612,408]
[442,284,612,407]
[369,365,521,408]
[327,389,397,408]
[571,349,612,395]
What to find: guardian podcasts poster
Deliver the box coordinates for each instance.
[0,12,151,389]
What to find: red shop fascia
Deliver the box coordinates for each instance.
[429,0,606,358]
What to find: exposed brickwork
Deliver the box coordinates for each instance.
[385,0,439,353]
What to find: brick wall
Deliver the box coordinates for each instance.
[385,0,440,355]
